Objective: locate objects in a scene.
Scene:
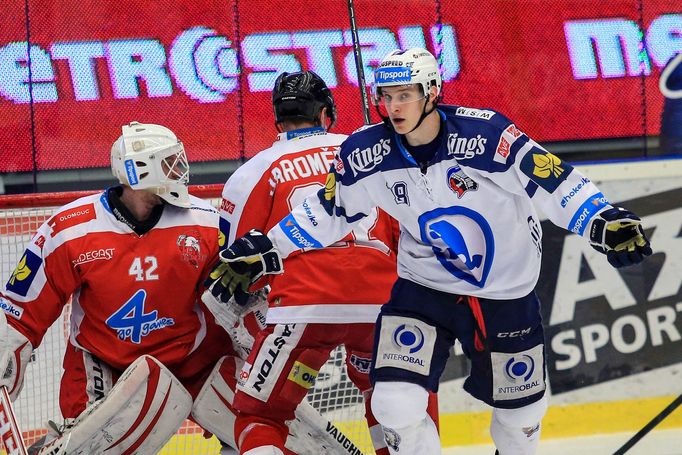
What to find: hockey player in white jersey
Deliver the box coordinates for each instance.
[207,48,652,455]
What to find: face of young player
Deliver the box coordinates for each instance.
[379,84,429,134]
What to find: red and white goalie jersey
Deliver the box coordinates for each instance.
[1,190,222,372]
[220,127,399,324]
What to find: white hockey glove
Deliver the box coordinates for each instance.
[588,206,652,268]
[204,230,283,305]
[0,310,33,401]
[202,286,269,359]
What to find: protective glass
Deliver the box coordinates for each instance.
[371,83,426,118]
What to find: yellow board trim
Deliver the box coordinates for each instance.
[440,395,682,447]
[328,395,682,453]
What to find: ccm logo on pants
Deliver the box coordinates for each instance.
[375,316,436,376]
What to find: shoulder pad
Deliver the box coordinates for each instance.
[47,196,99,238]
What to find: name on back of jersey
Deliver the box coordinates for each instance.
[268,148,336,187]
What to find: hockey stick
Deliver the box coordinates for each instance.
[0,385,28,455]
[612,393,682,455]
[346,0,372,125]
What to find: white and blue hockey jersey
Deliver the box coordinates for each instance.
[268,105,611,300]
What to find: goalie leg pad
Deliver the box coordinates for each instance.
[191,355,241,449]
[37,355,191,455]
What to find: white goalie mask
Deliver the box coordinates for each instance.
[111,122,191,208]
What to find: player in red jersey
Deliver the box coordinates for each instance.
[207,71,438,455]
[0,122,244,454]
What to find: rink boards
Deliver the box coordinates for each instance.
[437,157,682,447]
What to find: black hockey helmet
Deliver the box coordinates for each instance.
[272,70,337,130]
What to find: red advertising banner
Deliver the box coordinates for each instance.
[0,0,680,173]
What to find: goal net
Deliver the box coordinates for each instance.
[0,187,373,454]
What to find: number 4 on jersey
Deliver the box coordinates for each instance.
[106,290,158,344]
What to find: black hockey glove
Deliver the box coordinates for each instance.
[205,229,283,305]
[588,206,652,268]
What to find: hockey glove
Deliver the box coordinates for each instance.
[588,206,652,268]
[205,229,283,305]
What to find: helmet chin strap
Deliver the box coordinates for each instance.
[405,97,437,135]
[375,95,438,135]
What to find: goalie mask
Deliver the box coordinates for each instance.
[272,70,337,131]
[111,122,191,208]
[371,48,442,132]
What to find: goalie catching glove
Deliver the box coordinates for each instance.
[588,206,652,268]
[205,229,283,305]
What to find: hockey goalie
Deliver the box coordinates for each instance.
[0,122,362,455]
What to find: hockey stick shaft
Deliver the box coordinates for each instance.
[612,393,682,455]
[346,0,372,125]
[0,385,27,455]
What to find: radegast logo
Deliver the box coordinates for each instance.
[347,138,391,177]
[447,133,487,159]
[419,206,494,288]
[447,166,478,198]
[72,248,115,267]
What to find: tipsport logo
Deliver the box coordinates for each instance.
[374,67,411,84]
[124,159,139,185]
[392,323,425,354]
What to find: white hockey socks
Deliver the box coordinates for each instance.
[371,381,441,454]
[490,396,547,455]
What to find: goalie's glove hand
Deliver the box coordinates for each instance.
[588,206,652,268]
[205,229,283,305]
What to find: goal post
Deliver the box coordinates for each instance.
[0,186,374,454]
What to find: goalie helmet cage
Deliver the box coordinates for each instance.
[0,187,373,454]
